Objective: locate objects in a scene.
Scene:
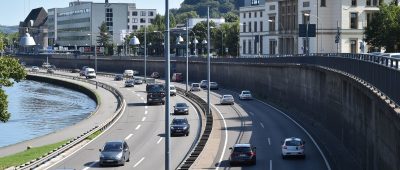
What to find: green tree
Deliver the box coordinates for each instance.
[97,22,112,54]
[0,57,27,122]
[223,12,239,22]
[364,2,400,52]
[175,11,199,24]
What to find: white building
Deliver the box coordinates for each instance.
[47,1,156,50]
[187,18,226,29]
[240,0,394,56]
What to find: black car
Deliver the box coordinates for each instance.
[114,74,124,81]
[146,83,166,105]
[229,144,256,166]
[170,118,190,136]
[99,141,130,166]
[174,103,189,115]
[71,68,80,73]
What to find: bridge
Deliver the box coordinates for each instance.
[9,53,400,170]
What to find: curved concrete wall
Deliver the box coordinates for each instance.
[17,56,400,170]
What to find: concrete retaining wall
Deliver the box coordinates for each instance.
[17,56,400,170]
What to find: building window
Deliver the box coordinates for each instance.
[249,12,251,18]
[243,40,246,54]
[350,13,358,29]
[132,11,138,16]
[243,12,246,18]
[367,0,371,6]
[132,25,138,30]
[255,12,257,18]
[248,40,252,54]
[243,22,246,32]
[249,22,252,32]
[251,0,260,5]
[260,11,263,17]
[141,11,146,16]
[269,16,275,31]
[260,21,263,32]
[140,18,146,23]
[148,11,154,16]
[254,21,257,32]
[321,0,326,7]
[270,5,275,10]
[351,0,357,6]
[350,39,357,53]
[127,19,130,23]
[269,40,277,54]
[149,19,154,23]
[127,25,130,29]
[133,18,138,23]
[303,2,310,7]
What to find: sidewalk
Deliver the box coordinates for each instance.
[0,73,118,157]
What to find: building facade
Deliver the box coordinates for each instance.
[47,1,156,50]
[240,0,394,56]
[19,7,48,52]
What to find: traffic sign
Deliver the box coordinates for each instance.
[299,24,316,37]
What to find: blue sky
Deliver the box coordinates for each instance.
[0,0,183,26]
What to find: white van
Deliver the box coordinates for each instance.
[123,70,134,78]
[85,68,96,79]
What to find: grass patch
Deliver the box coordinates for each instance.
[0,139,69,169]
[86,130,102,140]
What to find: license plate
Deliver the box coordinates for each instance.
[240,154,246,157]
[105,160,114,162]
[176,130,181,132]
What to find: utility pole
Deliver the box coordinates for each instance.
[164,0,171,169]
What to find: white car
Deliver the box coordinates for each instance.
[190,83,201,91]
[31,66,40,72]
[220,94,234,105]
[134,77,143,84]
[239,90,253,100]
[42,62,51,68]
[170,85,177,96]
[84,68,96,79]
[281,137,305,159]
[123,70,134,78]
[199,80,208,88]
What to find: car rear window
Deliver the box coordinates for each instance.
[243,91,250,94]
[193,84,199,87]
[224,95,233,99]
[233,147,252,153]
[104,142,123,151]
[176,103,187,107]
[285,140,302,146]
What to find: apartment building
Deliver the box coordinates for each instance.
[240,0,392,55]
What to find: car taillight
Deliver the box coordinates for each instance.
[300,145,304,149]
[247,152,255,156]
[282,145,287,149]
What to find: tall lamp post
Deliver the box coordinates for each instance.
[304,13,323,53]
[207,6,211,116]
[164,0,171,169]
[185,19,189,92]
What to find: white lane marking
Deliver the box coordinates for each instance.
[268,138,271,146]
[125,134,133,140]
[157,137,163,144]
[133,157,145,168]
[135,124,141,130]
[270,160,272,170]
[141,117,146,121]
[257,99,331,170]
[144,111,148,115]
[140,97,144,100]
[82,161,97,170]
[260,122,265,128]
[213,105,228,170]
[44,99,128,170]
[145,106,148,109]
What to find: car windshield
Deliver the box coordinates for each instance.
[176,103,187,107]
[243,91,250,94]
[126,80,134,83]
[103,142,123,152]
[233,146,252,153]
[172,119,187,125]
[148,84,165,92]
[192,84,199,87]
[285,139,302,146]
[210,82,217,85]
[224,95,233,99]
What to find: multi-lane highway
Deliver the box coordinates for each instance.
[45,73,202,170]
[42,69,330,170]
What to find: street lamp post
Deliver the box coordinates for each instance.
[186,19,189,92]
[144,26,147,81]
[304,13,322,53]
[193,38,198,57]
[207,6,211,116]
[164,0,171,169]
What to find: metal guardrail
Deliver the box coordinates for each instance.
[15,71,126,170]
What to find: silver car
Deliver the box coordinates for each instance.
[125,79,134,87]
[210,82,219,90]
[239,90,253,100]
[134,77,143,84]
[99,140,130,166]
[170,85,177,96]
[220,94,234,105]
[190,83,201,91]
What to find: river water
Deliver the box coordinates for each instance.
[0,80,96,148]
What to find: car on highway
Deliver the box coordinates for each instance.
[239,90,253,100]
[47,68,55,74]
[173,102,189,115]
[151,72,160,79]
[220,94,234,105]
[190,83,201,91]
[99,140,130,166]
[31,66,39,72]
[281,137,306,159]
[84,68,96,79]
[80,66,89,76]
[210,82,219,90]
[170,85,177,96]
[199,80,208,88]
[125,79,135,87]
[146,83,166,105]
[172,73,183,82]
[134,77,144,84]
[42,62,51,68]
[229,143,256,166]
[114,74,124,81]
[123,70,134,78]
[71,68,80,73]
[170,117,190,136]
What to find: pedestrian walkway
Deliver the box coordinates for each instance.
[0,73,119,157]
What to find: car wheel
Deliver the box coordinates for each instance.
[186,132,189,136]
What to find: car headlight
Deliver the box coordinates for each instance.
[184,108,188,111]
[100,154,105,158]
[115,152,123,159]
[183,126,188,130]
[170,126,174,130]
